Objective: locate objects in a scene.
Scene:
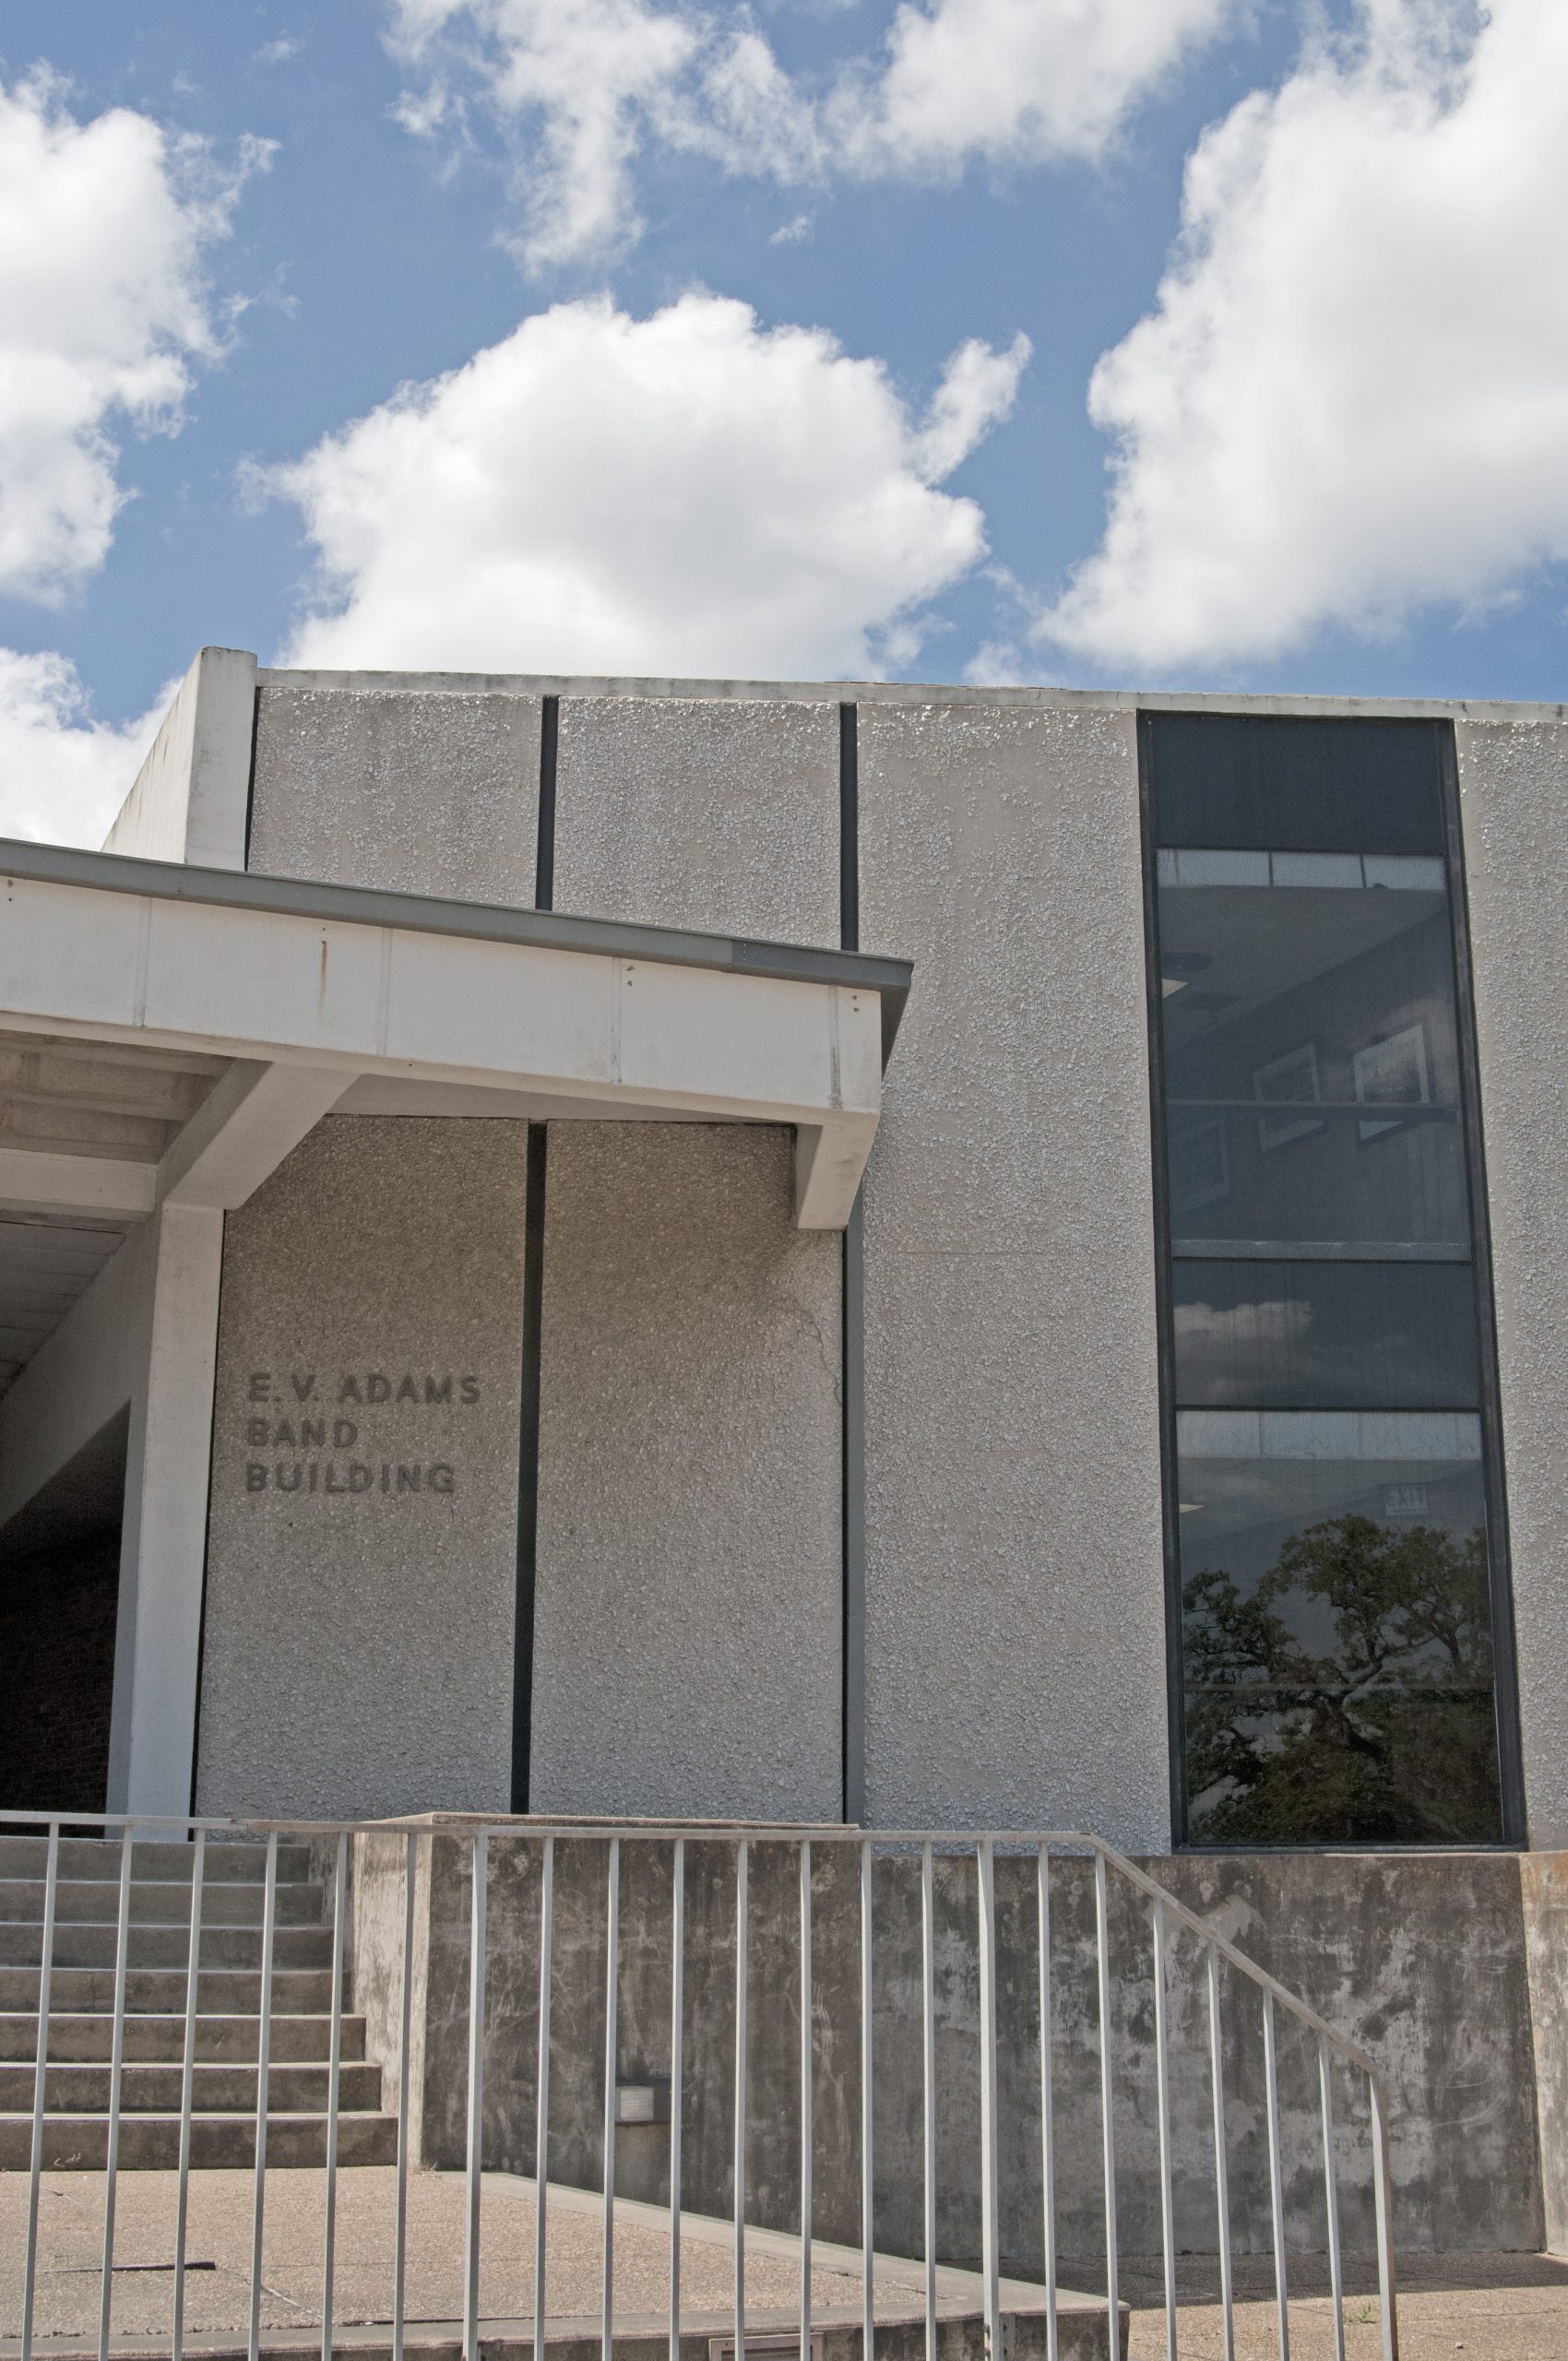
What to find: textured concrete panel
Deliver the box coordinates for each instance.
[552,694,837,943]
[249,687,540,900]
[531,1124,841,1820]
[1454,719,1568,1848]
[858,702,1170,1849]
[196,1117,528,1819]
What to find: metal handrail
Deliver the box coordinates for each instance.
[0,1808,1399,2361]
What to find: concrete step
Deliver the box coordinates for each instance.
[0,2058,385,2111]
[0,2108,400,2168]
[0,1964,336,2013]
[0,1876,325,1928]
[0,1836,318,1882]
[0,2010,367,2063]
[0,1919,334,1970]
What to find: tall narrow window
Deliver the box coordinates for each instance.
[1142,714,1518,1846]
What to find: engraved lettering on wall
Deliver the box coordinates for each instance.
[242,1371,481,1500]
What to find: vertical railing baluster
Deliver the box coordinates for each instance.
[921,1843,936,2361]
[733,1839,748,2361]
[535,1834,554,2361]
[1037,1845,1059,2361]
[1151,1900,1177,2361]
[173,1826,207,2361]
[322,1832,348,2361]
[1093,1850,1119,2359]
[393,1832,417,2361]
[99,1823,136,2361]
[861,1838,874,2361]
[602,1834,621,2361]
[1263,1991,1289,2361]
[464,1831,488,2361]
[976,1840,1001,2361]
[669,1838,683,2361]
[20,1818,60,2361]
[1207,1942,1235,2361]
[1371,2072,1399,2361]
[800,1839,813,2361]
[247,1832,279,2361]
[1318,2035,1347,2361]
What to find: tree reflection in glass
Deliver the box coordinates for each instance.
[1183,1512,1501,1845]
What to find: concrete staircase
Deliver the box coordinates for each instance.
[0,1833,398,2167]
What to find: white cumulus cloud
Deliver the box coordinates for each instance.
[0,648,166,847]
[1048,0,1568,670]
[0,69,263,603]
[831,0,1239,179]
[266,291,1029,678]
[388,0,1240,266]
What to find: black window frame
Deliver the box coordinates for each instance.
[1137,710,1526,1851]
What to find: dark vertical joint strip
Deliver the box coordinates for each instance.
[839,702,860,953]
[1137,713,1192,1848]
[511,1126,548,1814]
[838,701,866,1823]
[512,697,559,1812]
[535,695,559,913]
[1438,719,1527,1845]
[242,687,262,872]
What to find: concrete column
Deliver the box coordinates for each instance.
[106,1203,224,1816]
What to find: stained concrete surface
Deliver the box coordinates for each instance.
[345,1835,1550,2267]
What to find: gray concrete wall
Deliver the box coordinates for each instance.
[248,685,540,901]
[531,692,844,1819]
[548,692,838,943]
[1453,718,1568,1849]
[350,1834,1545,2260]
[531,1124,842,1821]
[102,645,255,869]
[1521,1853,1568,2252]
[196,1116,529,1820]
[857,703,1170,1850]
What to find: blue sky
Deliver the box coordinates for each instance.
[0,0,1563,840]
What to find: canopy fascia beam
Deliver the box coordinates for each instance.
[0,841,912,1230]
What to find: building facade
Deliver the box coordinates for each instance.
[1,650,1565,1867]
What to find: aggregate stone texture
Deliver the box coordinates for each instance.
[195,1117,529,1820]
[248,688,540,901]
[1453,720,1568,1850]
[855,702,1170,1850]
[531,1124,841,1821]
[551,695,838,944]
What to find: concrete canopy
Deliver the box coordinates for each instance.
[0,836,908,1257]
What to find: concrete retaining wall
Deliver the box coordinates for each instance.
[349,1833,1550,2261]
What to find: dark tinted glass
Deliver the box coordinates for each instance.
[1175,1412,1500,1844]
[1148,715,1444,853]
[1158,867,1469,1250]
[1172,1262,1479,1409]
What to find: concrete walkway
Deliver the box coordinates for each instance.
[6,2166,1566,2360]
[0,2171,1116,2359]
